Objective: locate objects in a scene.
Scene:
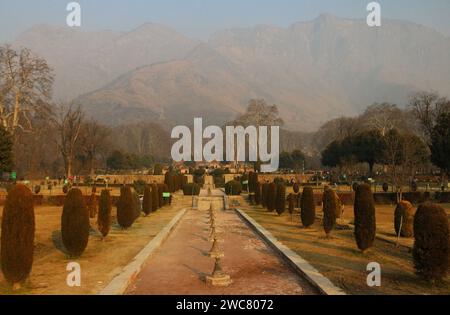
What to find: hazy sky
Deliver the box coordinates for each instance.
[1,0,450,42]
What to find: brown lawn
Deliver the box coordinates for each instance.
[0,193,191,295]
[239,199,450,295]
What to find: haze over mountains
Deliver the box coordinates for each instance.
[11,14,450,130]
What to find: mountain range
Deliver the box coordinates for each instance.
[11,14,450,130]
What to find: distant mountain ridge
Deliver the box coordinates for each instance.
[13,23,199,101]
[11,14,450,130]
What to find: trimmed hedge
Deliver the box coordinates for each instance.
[97,189,112,238]
[151,183,159,210]
[143,185,152,216]
[322,188,337,237]
[254,181,261,205]
[413,203,449,281]
[275,183,286,215]
[267,183,276,212]
[1,185,35,288]
[87,193,98,219]
[261,183,269,208]
[394,200,415,237]
[288,193,295,214]
[354,184,376,252]
[183,183,201,195]
[300,187,315,228]
[117,186,137,229]
[61,188,90,257]
[225,180,242,195]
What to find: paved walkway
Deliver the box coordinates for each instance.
[126,203,318,295]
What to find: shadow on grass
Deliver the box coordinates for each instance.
[51,230,69,256]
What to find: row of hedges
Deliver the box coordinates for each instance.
[0,180,175,290]
[259,182,288,216]
[183,183,201,196]
[255,181,449,282]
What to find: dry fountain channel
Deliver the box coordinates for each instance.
[125,188,318,295]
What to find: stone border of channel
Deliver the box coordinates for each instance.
[235,208,347,295]
[99,208,188,295]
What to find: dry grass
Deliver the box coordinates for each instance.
[240,200,450,295]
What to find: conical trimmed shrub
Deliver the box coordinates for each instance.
[248,171,255,193]
[300,187,315,227]
[132,190,142,219]
[97,189,112,238]
[61,188,90,257]
[394,200,415,237]
[143,185,152,216]
[153,164,163,175]
[225,180,242,195]
[413,203,449,282]
[261,183,269,208]
[162,184,169,206]
[1,184,35,290]
[182,183,200,195]
[254,181,261,205]
[288,194,295,214]
[151,183,159,210]
[354,184,376,252]
[275,184,286,215]
[34,185,41,194]
[87,193,98,219]
[293,183,300,194]
[164,171,175,193]
[117,186,137,229]
[322,188,337,237]
[157,184,164,207]
[333,191,343,219]
[267,183,276,212]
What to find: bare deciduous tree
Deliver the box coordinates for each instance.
[79,120,110,176]
[234,99,284,127]
[53,104,84,178]
[360,103,404,136]
[409,91,450,141]
[0,45,53,136]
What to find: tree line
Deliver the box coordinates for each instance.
[0,45,172,179]
[320,93,450,187]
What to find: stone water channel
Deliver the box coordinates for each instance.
[126,180,318,295]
